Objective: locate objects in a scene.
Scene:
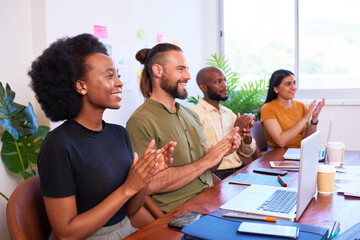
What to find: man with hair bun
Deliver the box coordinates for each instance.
[126,43,241,213]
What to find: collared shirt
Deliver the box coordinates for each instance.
[126,99,212,212]
[192,98,256,170]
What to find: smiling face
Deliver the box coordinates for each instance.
[204,68,228,101]
[159,50,190,99]
[274,74,297,101]
[78,53,123,110]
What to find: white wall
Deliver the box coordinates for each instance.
[0,1,42,239]
[0,0,211,238]
[0,0,359,239]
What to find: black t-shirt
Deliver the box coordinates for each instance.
[38,119,133,226]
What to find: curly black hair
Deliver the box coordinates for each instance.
[28,33,108,121]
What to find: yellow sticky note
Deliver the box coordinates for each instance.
[173,39,180,47]
[137,70,142,79]
[138,29,146,39]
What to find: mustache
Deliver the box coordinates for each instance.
[177,80,188,84]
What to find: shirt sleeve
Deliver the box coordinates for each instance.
[37,136,76,197]
[260,103,276,123]
[126,117,154,158]
[238,138,256,157]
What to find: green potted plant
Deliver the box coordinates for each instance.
[0,82,49,200]
[187,53,268,120]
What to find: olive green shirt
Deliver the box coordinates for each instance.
[126,99,213,212]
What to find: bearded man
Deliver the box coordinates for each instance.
[126,44,241,213]
[193,67,259,180]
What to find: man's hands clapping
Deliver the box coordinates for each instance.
[234,113,254,144]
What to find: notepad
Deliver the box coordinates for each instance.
[229,173,291,187]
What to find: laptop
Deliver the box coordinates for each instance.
[220,131,320,222]
[283,117,333,161]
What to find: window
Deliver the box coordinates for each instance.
[222,0,360,90]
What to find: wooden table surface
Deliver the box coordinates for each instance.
[125,149,360,240]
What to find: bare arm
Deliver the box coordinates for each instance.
[304,98,325,138]
[45,141,162,240]
[263,100,323,147]
[148,127,240,194]
[127,141,176,217]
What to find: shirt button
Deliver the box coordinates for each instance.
[190,147,193,150]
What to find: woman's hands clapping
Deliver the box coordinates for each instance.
[123,140,176,196]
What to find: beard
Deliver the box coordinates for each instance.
[207,86,228,101]
[160,75,188,99]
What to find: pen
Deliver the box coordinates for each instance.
[329,221,340,239]
[277,175,287,187]
[222,213,277,222]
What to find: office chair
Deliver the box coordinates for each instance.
[6,175,52,240]
[251,121,268,153]
[5,174,158,238]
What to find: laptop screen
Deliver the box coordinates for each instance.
[296,131,321,221]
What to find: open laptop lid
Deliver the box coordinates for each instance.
[296,130,320,221]
[323,117,333,164]
[220,131,321,221]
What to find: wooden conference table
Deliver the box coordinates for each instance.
[125,149,360,239]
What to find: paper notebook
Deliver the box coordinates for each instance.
[229,173,291,187]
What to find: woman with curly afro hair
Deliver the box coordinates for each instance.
[29,33,176,239]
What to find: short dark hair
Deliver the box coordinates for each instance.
[196,66,222,87]
[28,33,108,121]
[135,43,182,98]
[264,69,294,103]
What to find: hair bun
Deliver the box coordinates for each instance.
[135,48,149,64]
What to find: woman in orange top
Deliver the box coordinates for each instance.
[260,69,325,148]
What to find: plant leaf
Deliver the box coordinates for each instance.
[186,95,200,105]
[1,126,49,174]
[0,82,38,140]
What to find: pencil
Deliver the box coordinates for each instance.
[222,213,277,222]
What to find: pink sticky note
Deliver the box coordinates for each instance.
[157,33,164,43]
[94,25,108,39]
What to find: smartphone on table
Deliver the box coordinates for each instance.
[253,167,288,176]
[238,222,299,239]
[168,212,206,229]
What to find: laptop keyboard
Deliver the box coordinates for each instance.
[257,190,297,213]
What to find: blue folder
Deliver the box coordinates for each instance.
[182,210,328,240]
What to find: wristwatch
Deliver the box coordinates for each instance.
[310,119,319,125]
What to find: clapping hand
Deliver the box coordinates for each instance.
[312,98,325,121]
[234,113,254,144]
[124,140,161,195]
[153,141,176,173]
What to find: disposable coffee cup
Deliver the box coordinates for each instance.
[326,142,345,167]
[317,165,336,194]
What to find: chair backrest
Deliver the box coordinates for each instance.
[251,121,268,152]
[6,175,52,240]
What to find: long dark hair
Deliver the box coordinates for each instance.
[264,69,294,103]
[135,43,182,98]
